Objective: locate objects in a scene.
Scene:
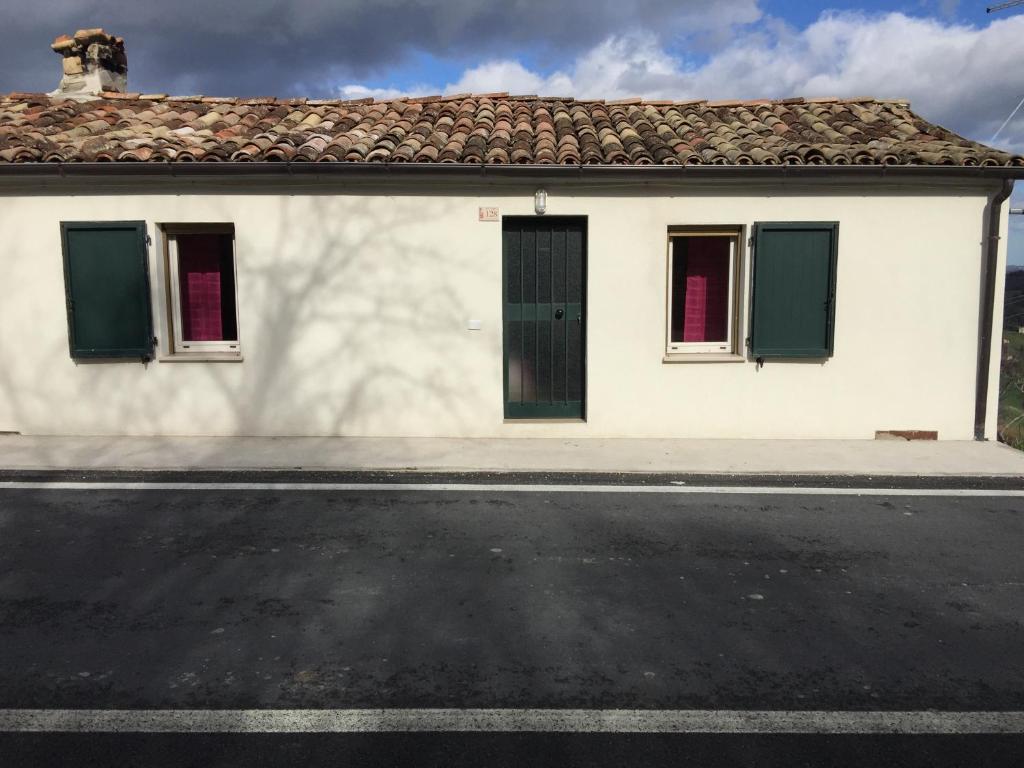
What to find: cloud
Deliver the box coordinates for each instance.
[335,61,574,102]
[5,3,1024,261]
[335,84,421,102]
[693,11,1024,155]
[347,12,1024,156]
[332,9,1024,261]
[0,0,760,96]
[444,61,574,97]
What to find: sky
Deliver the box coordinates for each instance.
[3,0,1024,262]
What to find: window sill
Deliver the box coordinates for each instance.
[159,353,243,363]
[662,353,746,364]
[503,418,587,424]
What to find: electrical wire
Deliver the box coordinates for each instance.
[990,94,1024,144]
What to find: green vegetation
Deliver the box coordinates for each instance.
[1000,330,1024,450]
[1006,269,1024,332]
[999,269,1024,449]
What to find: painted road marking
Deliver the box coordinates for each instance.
[0,481,1023,497]
[0,709,1022,734]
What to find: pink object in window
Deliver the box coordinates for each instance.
[682,238,729,342]
[179,236,224,341]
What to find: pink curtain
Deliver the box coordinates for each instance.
[179,236,224,341]
[682,238,728,342]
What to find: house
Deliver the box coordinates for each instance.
[0,29,1021,440]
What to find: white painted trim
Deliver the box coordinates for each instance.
[0,708,1021,734]
[663,353,746,363]
[665,233,739,356]
[1,482,1022,497]
[167,232,241,355]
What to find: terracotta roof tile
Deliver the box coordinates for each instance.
[0,92,1018,167]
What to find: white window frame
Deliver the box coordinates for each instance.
[665,230,740,356]
[166,227,241,355]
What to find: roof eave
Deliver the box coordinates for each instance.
[0,162,1022,180]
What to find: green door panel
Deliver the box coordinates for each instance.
[61,221,153,359]
[751,222,838,358]
[503,217,586,419]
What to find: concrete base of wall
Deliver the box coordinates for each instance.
[1,435,1023,477]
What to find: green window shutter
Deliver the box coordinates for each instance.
[60,221,154,360]
[750,222,838,358]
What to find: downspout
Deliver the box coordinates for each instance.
[974,178,1014,440]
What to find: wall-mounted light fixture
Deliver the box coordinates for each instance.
[534,188,547,215]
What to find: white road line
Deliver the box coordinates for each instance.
[0,709,1022,734]
[0,481,1022,497]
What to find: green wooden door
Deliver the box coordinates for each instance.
[503,217,586,419]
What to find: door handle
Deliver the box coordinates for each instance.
[554,308,564,320]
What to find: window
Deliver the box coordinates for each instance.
[750,222,838,358]
[666,230,740,356]
[164,225,240,356]
[60,221,154,360]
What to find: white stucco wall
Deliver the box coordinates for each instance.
[0,177,1005,439]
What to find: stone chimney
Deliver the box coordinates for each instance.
[49,29,127,100]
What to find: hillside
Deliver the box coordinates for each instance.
[1006,268,1024,330]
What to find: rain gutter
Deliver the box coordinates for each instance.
[0,162,1023,181]
[975,178,1015,440]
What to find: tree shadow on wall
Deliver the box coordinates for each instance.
[201,190,499,439]
[3,184,500,444]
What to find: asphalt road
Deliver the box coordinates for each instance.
[0,473,1022,766]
